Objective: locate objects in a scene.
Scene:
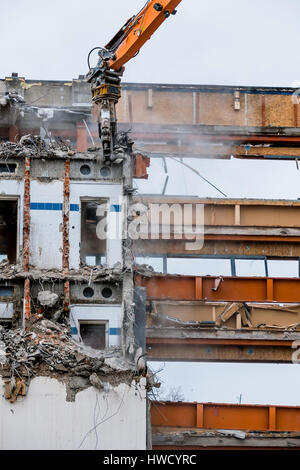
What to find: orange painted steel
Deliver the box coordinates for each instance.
[135,274,300,303]
[151,402,300,432]
[107,1,182,71]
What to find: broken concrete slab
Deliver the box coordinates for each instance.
[38,290,59,307]
[0,316,146,402]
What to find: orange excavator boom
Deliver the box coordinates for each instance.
[106,0,183,71]
[87,0,182,161]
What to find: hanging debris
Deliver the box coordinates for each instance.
[0,317,143,402]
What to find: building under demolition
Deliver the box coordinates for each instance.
[2,74,300,449]
[0,74,149,450]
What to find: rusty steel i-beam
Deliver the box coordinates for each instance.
[151,401,300,433]
[146,335,298,363]
[136,274,300,303]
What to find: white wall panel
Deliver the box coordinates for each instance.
[0,377,146,450]
[70,304,122,347]
[30,181,63,269]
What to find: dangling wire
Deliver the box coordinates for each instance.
[168,156,228,197]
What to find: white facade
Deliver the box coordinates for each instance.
[0,377,147,450]
[69,182,123,270]
[0,180,24,260]
[70,304,122,347]
[0,179,124,270]
[30,180,63,269]
[0,168,143,451]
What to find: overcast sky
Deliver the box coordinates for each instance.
[150,362,300,406]
[1,0,300,87]
[136,157,300,199]
[2,1,300,406]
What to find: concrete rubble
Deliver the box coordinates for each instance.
[0,259,124,282]
[38,291,59,307]
[0,316,144,403]
[145,293,300,332]
[151,429,300,448]
[0,134,106,164]
[0,134,74,159]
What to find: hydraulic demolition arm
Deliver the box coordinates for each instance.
[86,0,182,161]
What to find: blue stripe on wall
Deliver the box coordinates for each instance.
[109,328,121,336]
[110,204,121,212]
[31,203,121,212]
[70,327,78,335]
[30,203,80,211]
[30,202,62,210]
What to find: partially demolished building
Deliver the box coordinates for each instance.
[2,74,300,449]
[0,74,148,450]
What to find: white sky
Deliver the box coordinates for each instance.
[136,157,300,199]
[150,362,300,406]
[1,0,300,87]
[2,0,300,406]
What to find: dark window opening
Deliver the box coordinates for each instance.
[100,166,111,177]
[0,286,13,296]
[0,200,18,264]
[0,320,12,328]
[80,164,91,175]
[102,287,113,299]
[0,163,16,174]
[83,287,94,298]
[81,199,107,266]
[80,322,107,350]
